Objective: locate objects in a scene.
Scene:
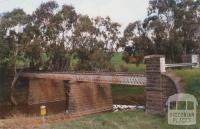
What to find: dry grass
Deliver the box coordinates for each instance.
[0,113,72,129]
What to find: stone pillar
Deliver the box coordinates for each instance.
[145,55,166,114]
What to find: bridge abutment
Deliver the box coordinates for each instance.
[68,81,113,117]
[28,79,66,105]
[26,79,113,116]
[27,79,66,114]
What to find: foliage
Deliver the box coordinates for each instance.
[111,53,145,72]
[73,16,120,71]
[0,1,122,105]
[122,0,200,63]
[0,1,121,72]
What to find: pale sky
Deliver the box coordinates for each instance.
[0,0,149,29]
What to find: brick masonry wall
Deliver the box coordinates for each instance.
[28,79,66,105]
[20,79,67,115]
[145,55,184,114]
[145,55,166,114]
[15,78,112,116]
[68,81,113,117]
[161,74,179,111]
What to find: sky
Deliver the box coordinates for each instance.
[0,0,149,29]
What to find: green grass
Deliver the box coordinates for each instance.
[111,53,145,72]
[111,85,144,95]
[44,110,200,129]
[172,69,200,106]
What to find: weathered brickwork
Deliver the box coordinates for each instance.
[145,55,166,114]
[68,81,113,117]
[145,55,185,114]
[28,79,66,105]
[161,74,179,112]
[17,79,113,116]
[21,79,67,115]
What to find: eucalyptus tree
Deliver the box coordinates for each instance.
[90,16,121,71]
[73,16,120,71]
[25,1,59,70]
[147,0,200,61]
[45,4,78,71]
[121,21,153,64]
[123,0,200,62]
[0,8,30,105]
[0,9,29,67]
[28,2,79,71]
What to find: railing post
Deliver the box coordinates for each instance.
[145,55,166,114]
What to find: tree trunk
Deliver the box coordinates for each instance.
[10,69,23,105]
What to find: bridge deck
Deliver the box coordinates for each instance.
[20,72,146,86]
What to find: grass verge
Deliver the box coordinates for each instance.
[45,109,200,129]
[172,69,200,106]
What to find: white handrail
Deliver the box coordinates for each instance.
[165,63,197,68]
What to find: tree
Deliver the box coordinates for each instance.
[123,0,200,62]
[73,16,120,71]
[147,0,200,61]
[121,21,153,65]
[0,1,122,105]
[45,4,78,71]
[0,9,30,105]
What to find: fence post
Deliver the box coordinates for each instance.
[145,55,166,114]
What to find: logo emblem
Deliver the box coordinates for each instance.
[166,93,198,125]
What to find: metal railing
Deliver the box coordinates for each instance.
[165,63,198,68]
